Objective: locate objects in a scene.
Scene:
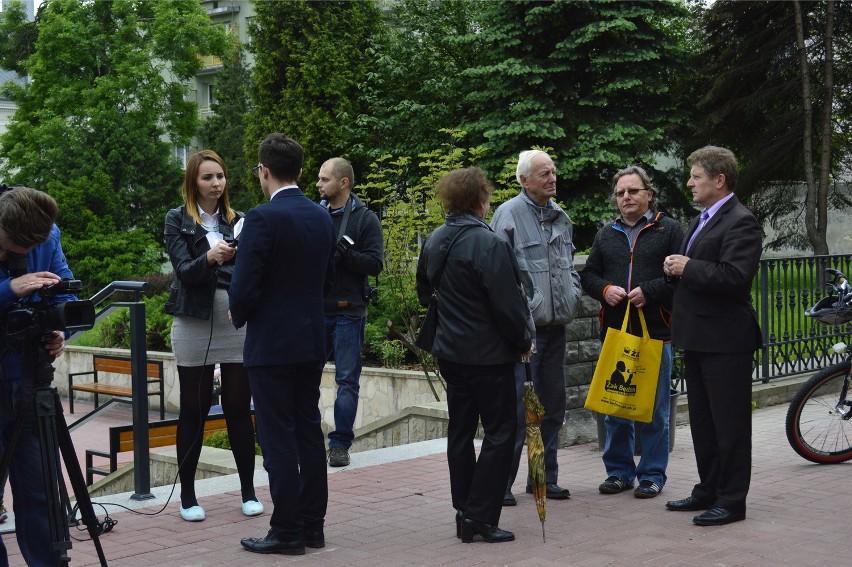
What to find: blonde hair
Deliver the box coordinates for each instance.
[180,150,236,225]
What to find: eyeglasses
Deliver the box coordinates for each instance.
[252,163,263,178]
[614,187,647,199]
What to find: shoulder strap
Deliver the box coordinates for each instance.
[431,225,474,291]
[335,195,354,242]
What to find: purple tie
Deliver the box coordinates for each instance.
[686,210,709,254]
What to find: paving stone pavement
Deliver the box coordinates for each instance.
[3,400,851,566]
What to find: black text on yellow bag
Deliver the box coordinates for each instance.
[584,305,662,423]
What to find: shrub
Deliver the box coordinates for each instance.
[360,130,491,399]
[375,339,407,368]
[72,291,173,352]
[202,430,262,456]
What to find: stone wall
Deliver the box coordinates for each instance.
[562,254,605,446]
[59,346,446,439]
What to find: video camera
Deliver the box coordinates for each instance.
[4,279,95,344]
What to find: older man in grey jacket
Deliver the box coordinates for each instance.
[491,150,582,505]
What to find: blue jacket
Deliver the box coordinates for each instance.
[0,225,75,383]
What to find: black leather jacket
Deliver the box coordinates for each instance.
[416,213,533,365]
[163,205,244,320]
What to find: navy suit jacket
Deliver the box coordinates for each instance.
[671,194,763,353]
[229,187,335,367]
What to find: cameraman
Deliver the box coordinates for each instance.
[316,158,383,467]
[0,186,75,567]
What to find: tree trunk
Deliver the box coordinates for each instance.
[817,0,835,256]
[795,0,831,255]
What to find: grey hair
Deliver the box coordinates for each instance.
[610,165,656,208]
[516,150,552,187]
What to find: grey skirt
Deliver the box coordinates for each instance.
[171,288,246,367]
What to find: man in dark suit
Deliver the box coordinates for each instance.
[229,133,335,555]
[663,145,762,526]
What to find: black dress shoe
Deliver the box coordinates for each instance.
[304,528,325,549]
[526,483,570,500]
[460,518,515,543]
[455,510,463,538]
[502,490,517,507]
[665,495,713,512]
[241,532,306,555]
[693,507,746,526]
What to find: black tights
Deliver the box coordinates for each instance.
[176,363,257,508]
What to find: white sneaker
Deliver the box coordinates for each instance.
[241,499,264,517]
[180,505,206,522]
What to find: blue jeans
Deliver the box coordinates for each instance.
[602,343,673,487]
[507,325,567,488]
[325,314,366,450]
[0,380,55,567]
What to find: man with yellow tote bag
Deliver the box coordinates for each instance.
[581,166,684,499]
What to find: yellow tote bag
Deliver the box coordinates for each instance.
[584,305,662,423]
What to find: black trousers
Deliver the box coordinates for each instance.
[439,359,517,526]
[248,361,328,537]
[683,350,753,512]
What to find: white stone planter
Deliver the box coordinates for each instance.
[59,346,446,436]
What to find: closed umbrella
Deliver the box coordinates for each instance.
[522,358,547,543]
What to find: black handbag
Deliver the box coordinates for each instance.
[415,226,472,351]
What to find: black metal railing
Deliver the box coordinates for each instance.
[71,280,154,500]
[754,254,852,382]
[667,254,852,393]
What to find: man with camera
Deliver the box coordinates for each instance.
[0,186,75,566]
[316,157,384,467]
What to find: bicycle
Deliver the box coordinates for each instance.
[785,268,852,463]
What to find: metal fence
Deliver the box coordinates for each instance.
[754,254,852,381]
[669,254,852,393]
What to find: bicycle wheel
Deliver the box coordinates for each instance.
[785,360,852,463]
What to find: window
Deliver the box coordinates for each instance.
[174,146,189,168]
[207,84,216,108]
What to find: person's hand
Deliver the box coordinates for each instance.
[520,340,537,361]
[604,285,627,307]
[10,271,61,298]
[43,330,65,358]
[207,240,237,266]
[627,287,648,309]
[664,254,689,278]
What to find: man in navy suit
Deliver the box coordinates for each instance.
[229,133,335,555]
[663,146,762,526]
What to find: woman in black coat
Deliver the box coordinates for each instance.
[416,167,533,543]
[163,150,261,522]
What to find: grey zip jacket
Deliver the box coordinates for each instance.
[491,189,582,326]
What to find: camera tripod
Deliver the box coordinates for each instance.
[0,337,108,566]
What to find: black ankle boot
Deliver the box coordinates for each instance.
[460,517,515,543]
[455,510,463,539]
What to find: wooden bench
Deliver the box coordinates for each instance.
[84,412,256,486]
[68,354,165,420]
